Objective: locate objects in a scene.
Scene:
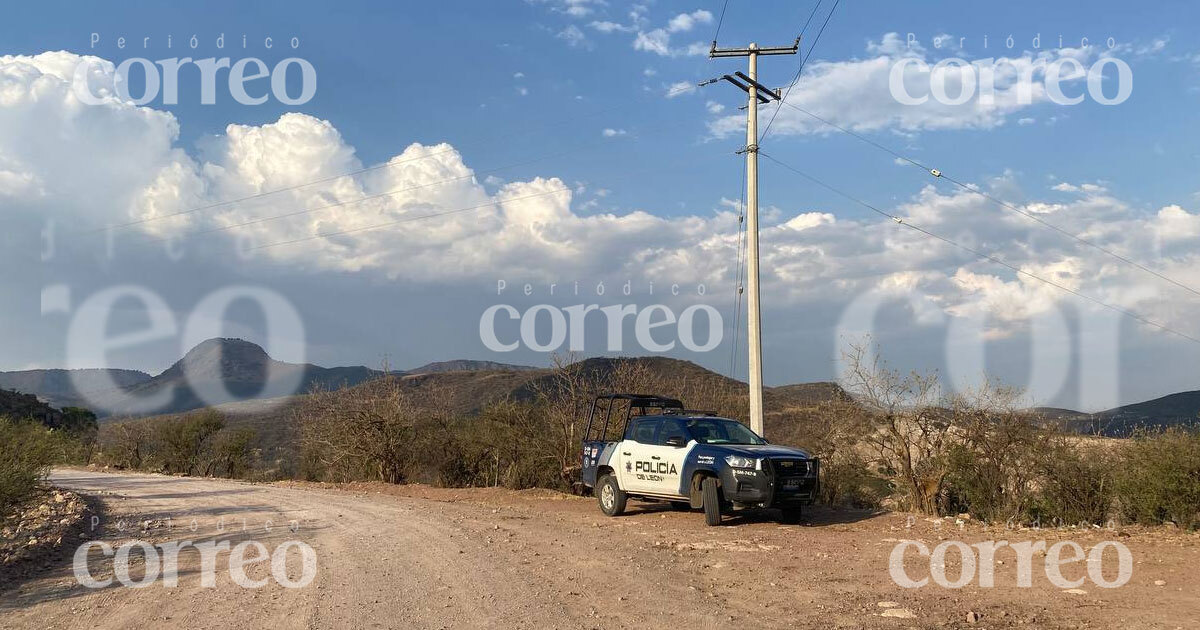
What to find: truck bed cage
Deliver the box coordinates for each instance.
[583,394,683,442]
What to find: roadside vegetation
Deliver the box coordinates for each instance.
[0,392,97,520]
[94,410,257,479]
[81,349,1200,530]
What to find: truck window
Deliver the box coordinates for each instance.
[656,418,689,445]
[629,418,661,444]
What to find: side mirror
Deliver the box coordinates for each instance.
[665,436,686,448]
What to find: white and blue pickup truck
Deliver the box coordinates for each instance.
[580,394,819,526]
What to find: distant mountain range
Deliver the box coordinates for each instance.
[406,360,538,375]
[0,368,152,410]
[2,338,1197,433]
[0,339,537,418]
[1036,391,1200,435]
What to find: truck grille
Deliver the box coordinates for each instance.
[770,458,814,477]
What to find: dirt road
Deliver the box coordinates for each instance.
[1,470,1196,629]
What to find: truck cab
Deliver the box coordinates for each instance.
[580,394,819,526]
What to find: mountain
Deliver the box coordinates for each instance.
[406,360,537,374]
[1089,390,1200,435]
[378,356,847,417]
[0,389,61,425]
[0,368,151,410]
[1032,393,1200,436]
[101,338,383,417]
[0,339,382,418]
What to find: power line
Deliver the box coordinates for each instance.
[712,0,731,44]
[758,151,1200,346]
[728,156,748,380]
[247,187,571,252]
[773,99,1200,300]
[758,0,839,144]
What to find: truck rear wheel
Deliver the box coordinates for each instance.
[701,477,722,526]
[597,474,627,517]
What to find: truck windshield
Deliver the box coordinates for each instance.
[685,418,766,445]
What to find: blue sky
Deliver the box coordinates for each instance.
[3,0,1200,410]
[7,0,1197,217]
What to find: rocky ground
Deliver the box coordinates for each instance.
[0,469,1196,629]
[0,488,89,588]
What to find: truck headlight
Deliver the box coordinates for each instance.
[725,455,759,469]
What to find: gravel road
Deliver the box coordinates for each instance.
[1,469,1196,629]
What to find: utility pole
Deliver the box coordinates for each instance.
[708,37,798,437]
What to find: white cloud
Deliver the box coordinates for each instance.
[665,81,696,98]
[705,100,724,114]
[709,33,1106,138]
[6,51,1200,397]
[630,9,712,56]
[556,24,589,48]
[633,29,671,55]
[590,20,633,34]
[529,0,605,18]
[666,10,712,33]
[601,128,626,137]
[513,72,525,79]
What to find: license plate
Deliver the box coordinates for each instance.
[783,478,802,490]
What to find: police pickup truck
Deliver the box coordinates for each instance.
[580,394,819,526]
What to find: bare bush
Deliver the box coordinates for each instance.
[298,376,438,483]
[841,340,953,514]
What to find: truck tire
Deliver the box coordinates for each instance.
[597,474,627,517]
[702,477,722,526]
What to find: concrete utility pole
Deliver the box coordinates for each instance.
[708,38,798,437]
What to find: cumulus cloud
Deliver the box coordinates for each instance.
[5,51,1200,402]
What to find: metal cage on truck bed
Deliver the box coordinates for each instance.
[582,394,683,443]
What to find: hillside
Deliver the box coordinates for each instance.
[0,389,61,425]
[1091,390,1200,434]
[0,368,151,410]
[1,339,382,418]
[101,338,382,417]
[406,360,537,374]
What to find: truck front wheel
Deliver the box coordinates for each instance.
[597,474,627,517]
[701,477,723,526]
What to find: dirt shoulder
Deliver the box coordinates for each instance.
[0,470,1195,629]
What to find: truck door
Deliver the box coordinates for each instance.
[617,417,661,494]
[640,418,692,497]
[618,417,691,498]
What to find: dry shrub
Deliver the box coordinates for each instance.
[1112,428,1200,528]
[297,376,437,483]
[94,411,257,479]
[0,417,65,516]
